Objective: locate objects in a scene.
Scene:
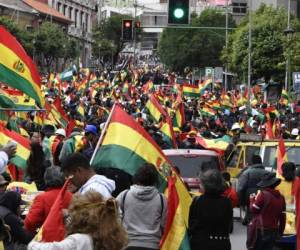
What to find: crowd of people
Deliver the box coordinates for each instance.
[0,65,299,250]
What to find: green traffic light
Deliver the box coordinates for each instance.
[173,8,184,19]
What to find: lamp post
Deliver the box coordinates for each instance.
[247,0,252,105]
[284,0,294,94]
[224,0,229,91]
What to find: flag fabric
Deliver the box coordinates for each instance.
[200,107,216,117]
[195,135,230,154]
[265,120,274,139]
[0,125,30,169]
[280,89,289,105]
[145,95,167,123]
[0,26,44,106]
[0,89,36,110]
[182,84,200,98]
[160,175,191,250]
[59,66,76,82]
[277,137,288,176]
[36,179,72,242]
[159,118,177,148]
[199,79,212,94]
[91,105,192,250]
[173,103,185,129]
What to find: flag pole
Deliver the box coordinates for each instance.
[89,103,116,165]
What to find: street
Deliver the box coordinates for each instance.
[231,212,247,250]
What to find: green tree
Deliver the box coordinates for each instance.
[158,9,236,73]
[34,22,70,69]
[0,16,33,55]
[222,4,300,82]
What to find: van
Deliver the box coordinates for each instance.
[163,149,224,193]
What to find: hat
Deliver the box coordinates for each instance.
[85,124,98,135]
[55,128,66,137]
[231,123,241,131]
[257,172,281,188]
[291,128,299,136]
[0,175,8,186]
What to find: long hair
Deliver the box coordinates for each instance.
[26,142,46,179]
[67,192,127,250]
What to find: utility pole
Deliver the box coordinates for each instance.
[284,0,294,94]
[225,0,229,91]
[247,0,252,105]
[133,0,137,65]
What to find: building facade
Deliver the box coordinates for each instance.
[39,0,96,67]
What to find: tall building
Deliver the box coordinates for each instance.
[37,0,96,67]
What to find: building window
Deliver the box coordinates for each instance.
[85,14,89,32]
[154,16,157,25]
[81,11,84,27]
[69,7,72,19]
[57,2,61,12]
[63,5,67,16]
[75,9,78,27]
[52,0,55,8]
[232,2,247,14]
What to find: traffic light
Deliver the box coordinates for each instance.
[168,0,190,25]
[122,19,133,41]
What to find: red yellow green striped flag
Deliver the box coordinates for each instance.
[145,95,167,122]
[173,103,185,129]
[0,26,44,106]
[0,125,30,169]
[200,107,216,117]
[277,137,287,176]
[159,118,177,148]
[0,88,36,110]
[182,84,200,98]
[196,135,230,155]
[91,105,191,250]
[199,79,212,94]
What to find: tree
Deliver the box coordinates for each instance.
[0,16,33,55]
[222,5,300,83]
[34,22,70,69]
[158,9,236,73]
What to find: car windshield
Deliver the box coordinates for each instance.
[167,155,220,178]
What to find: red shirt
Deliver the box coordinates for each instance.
[223,186,239,208]
[250,188,286,234]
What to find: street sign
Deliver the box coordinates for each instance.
[205,67,213,78]
[292,72,300,92]
[214,67,223,83]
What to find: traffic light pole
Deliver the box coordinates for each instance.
[140,25,235,30]
[133,0,137,66]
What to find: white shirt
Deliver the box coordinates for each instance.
[0,151,8,174]
[28,234,93,250]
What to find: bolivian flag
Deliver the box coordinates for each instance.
[0,26,44,106]
[0,89,36,110]
[196,135,230,155]
[201,107,216,117]
[173,103,185,129]
[159,118,177,148]
[0,125,30,169]
[182,84,199,98]
[91,105,191,250]
[199,79,212,94]
[145,95,167,122]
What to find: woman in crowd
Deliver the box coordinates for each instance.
[0,191,33,249]
[28,191,127,250]
[116,163,167,250]
[25,142,50,191]
[248,172,286,250]
[25,167,73,234]
[188,169,232,250]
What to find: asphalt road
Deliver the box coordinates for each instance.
[231,208,247,250]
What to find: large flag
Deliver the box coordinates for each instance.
[91,105,191,250]
[0,26,44,106]
[0,125,30,169]
[36,179,72,242]
[277,137,288,176]
[196,135,230,155]
[0,88,36,110]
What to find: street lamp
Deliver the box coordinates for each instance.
[284,0,294,94]
[247,0,252,105]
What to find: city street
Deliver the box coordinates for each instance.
[232,209,247,250]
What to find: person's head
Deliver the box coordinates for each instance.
[251,155,262,165]
[199,169,225,195]
[84,124,98,143]
[30,131,41,144]
[0,191,26,215]
[61,153,94,189]
[67,192,127,250]
[133,163,159,187]
[44,167,65,188]
[27,142,45,178]
[282,162,296,182]
[55,128,66,140]
[257,172,281,189]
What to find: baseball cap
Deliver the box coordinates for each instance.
[84,124,98,136]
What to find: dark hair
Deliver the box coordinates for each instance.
[133,163,158,186]
[61,153,90,172]
[222,172,231,182]
[26,142,46,181]
[199,169,225,195]
[251,155,262,165]
[282,162,296,182]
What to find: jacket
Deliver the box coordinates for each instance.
[59,132,83,163]
[79,174,115,199]
[25,188,73,234]
[250,188,286,234]
[188,194,232,250]
[116,185,167,250]
[237,164,268,205]
[28,233,93,250]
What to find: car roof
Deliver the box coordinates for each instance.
[163,149,219,156]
